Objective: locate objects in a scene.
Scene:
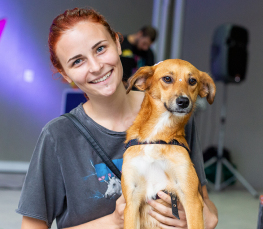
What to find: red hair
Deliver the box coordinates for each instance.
[48,7,122,74]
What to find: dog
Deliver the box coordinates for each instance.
[121,59,216,229]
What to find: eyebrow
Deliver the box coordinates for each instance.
[92,40,106,49]
[67,54,82,64]
[67,40,107,63]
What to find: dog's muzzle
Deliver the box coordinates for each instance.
[176,96,189,109]
[164,96,192,114]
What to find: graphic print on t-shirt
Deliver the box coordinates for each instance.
[83,159,123,199]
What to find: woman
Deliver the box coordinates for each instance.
[16,7,218,229]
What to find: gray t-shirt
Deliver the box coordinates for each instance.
[16,104,207,228]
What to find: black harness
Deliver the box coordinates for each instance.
[125,138,190,220]
[125,138,190,154]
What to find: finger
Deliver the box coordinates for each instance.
[157,191,185,218]
[116,195,126,220]
[159,221,187,229]
[119,204,126,220]
[148,199,187,221]
[149,209,187,228]
[157,191,172,204]
[147,199,174,218]
[117,194,126,204]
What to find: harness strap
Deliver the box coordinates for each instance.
[125,138,190,153]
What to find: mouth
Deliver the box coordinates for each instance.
[90,70,112,84]
[164,103,192,115]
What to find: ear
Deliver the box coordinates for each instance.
[115,34,122,55]
[60,71,73,84]
[198,71,216,104]
[126,66,154,94]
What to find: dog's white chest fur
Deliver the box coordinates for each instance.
[131,145,168,200]
[145,111,172,141]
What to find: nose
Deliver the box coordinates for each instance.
[176,96,189,109]
[89,57,102,73]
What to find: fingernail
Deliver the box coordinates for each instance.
[157,191,162,197]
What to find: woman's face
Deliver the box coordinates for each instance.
[56,21,123,98]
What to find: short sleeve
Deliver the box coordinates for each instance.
[16,127,66,228]
[185,116,208,186]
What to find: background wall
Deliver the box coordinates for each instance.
[0,0,262,189]
[181,0,263,189]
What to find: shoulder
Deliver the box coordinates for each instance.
[42,115,68,134]
[42,104,84,136]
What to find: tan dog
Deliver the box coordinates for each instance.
[121,59,216,229]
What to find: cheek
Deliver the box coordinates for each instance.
[112,55,123,76]
[67,67,88,83]
[188,86,199,101]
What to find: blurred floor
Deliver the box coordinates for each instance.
[0,174,262,229]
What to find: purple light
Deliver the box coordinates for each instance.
[0,18,7,38]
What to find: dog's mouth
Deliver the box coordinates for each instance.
[164,97,193,115]
[164,104,191,115]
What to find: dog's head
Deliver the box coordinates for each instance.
[127,59,216,116]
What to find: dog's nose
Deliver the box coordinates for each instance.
[176,96,189,109]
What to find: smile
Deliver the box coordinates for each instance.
[91,71,112,84]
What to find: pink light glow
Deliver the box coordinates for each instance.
[0,18,7,39]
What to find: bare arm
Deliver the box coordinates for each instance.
[202,185,218,229]
[21,216,48,229]
[21,195,126,229]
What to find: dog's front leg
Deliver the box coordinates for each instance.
[122,154,146,229]
[166,152,204,229]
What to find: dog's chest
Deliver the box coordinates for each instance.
[130,145,170,199]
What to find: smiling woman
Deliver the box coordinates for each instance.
[16,7,146,229]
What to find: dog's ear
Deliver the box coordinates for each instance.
[198,71,216,104]
[126,66,154,94]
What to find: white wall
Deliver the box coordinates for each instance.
[181,0,263,189]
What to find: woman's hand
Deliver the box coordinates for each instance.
[147,191,187,228]
[111,194,126,228]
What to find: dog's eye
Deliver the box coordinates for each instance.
[189,78,197,86]
[162,76,173,83]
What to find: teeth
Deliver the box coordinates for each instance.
[92,71,111,83]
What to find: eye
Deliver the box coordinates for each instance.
[162,76,173,83]
[97,46,105,53]
[72,59,82,66]
[189,78,197,86]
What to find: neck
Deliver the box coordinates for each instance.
[83,84,142,132]
[126,93,191,146]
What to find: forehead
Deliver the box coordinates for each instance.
[154,60,199,76]
[55,21,113,62]
[62,21,110,42]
